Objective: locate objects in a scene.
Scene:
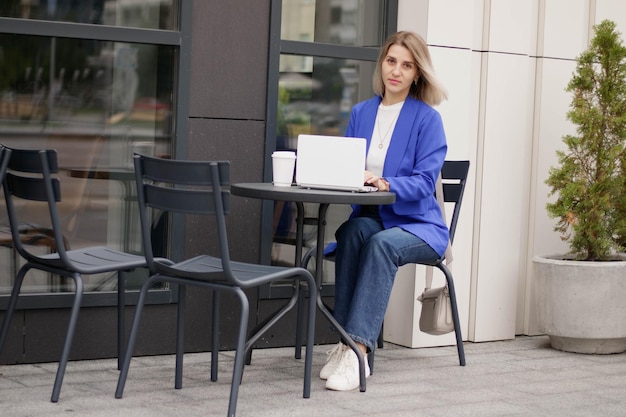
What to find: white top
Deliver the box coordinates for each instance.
[367,101,404,176]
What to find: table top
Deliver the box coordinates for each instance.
[231,182,395,205]
[67,167,135,181]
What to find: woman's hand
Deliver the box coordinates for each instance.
[364,171,390,192]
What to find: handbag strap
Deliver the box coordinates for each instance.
[425,172,453,290]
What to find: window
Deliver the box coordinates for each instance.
[263,0,397,298]
[0,0,179,30]
[280,0,386,46]
[0,1,191,307]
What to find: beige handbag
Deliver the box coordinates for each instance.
[417,173,454,335]
[417,278,454,335]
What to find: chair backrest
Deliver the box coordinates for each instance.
[0,136,103,244]
[440,160,470,244]
[46,134,104,237]
[2,146,72,267]
[0,146,11,185]
[133,154,233,280]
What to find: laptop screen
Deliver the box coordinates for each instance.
[295,134,374,192]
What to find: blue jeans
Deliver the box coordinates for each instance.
[333,216,440,351]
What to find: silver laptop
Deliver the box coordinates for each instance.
[295,134,378,192]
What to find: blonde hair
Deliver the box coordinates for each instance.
[372,31,448,106]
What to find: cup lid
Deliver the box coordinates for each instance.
[272,151,296,158]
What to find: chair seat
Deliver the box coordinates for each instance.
[155,255,305,288]
[422,257,444,267]
[38,246,146,273]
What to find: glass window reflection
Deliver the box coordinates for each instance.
[277,55,375,150]
[0,0,179,30]
[273,55,375,283]
[0,33,175,294]
[281,0,384,47]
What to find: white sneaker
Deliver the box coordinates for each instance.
[319,342,346,380]
[325,348,370,391]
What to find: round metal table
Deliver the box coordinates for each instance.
[231,182,395,392]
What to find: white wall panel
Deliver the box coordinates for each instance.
[522,57,578,335]
[432,48,478,312]
[431,47,477,157]
[397,0,428,38]
[542,0,588,59]
[426,0,477,48]
[596,0,626,32]
[471,52,533,341]
[531,58,577,258]
[488,0,533,54]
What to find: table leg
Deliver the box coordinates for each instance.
[121,180,135,253]
[294,202,305,265]
[293,202,305,359]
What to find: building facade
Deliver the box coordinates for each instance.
[0,0,624,363]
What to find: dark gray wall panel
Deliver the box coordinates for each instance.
[189,0,270,120]
[186,117,265,265]
[15,306,180,364]
[0,311,23,363]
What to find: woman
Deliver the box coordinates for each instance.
[321,31,449,391]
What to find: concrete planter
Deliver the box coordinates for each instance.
[533,255,626,354]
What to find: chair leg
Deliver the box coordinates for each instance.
[211,290,219,382]
[303,273,317,399]
[294,284,305,360]
[51,274,84,403]
[438,263,466,366]
[367,323,384,375]
[0,265,85,403]
[0,265,28,358]
[227,288,249,417]
[117,271,127,371]
[115,275,156,399]
[377,323,384,348]
[295,246,316,359]
[175,284,186,389]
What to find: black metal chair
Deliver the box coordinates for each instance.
[0,146,147,402]
[297,160,470,370]
[0,145,11,189]
[115,154,318,417]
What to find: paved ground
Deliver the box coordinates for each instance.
[1,335,626,417]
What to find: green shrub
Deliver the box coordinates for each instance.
[546,20,626,261]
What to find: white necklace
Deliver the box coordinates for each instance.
[377,109,400,149]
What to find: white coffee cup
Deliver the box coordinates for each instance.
[271,151,296,187]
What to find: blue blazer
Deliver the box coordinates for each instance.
[345,95,449,256]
